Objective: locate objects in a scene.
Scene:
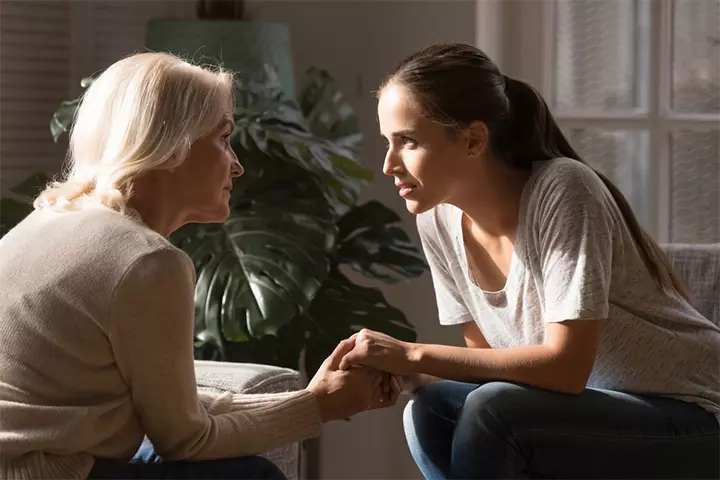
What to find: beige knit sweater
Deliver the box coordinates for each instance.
[0,206,322,479]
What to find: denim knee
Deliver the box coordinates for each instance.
[454,381,536,442]
[462,382,529,417]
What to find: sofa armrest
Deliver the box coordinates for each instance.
[194,360,303,394]
[194,360,304,480]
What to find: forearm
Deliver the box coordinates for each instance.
[149,389,322,461]
[409,343,589,394]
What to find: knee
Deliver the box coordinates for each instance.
[461,381,530,423]
[410,381,449,412]
[403,381,457,437]
[403,395,430,440]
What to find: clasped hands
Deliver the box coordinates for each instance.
[307,329,422,423]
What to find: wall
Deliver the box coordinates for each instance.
[0,0,196,196]
[245,1,475,478]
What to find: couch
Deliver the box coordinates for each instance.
[194,361,306,479]
[192,243,720,479]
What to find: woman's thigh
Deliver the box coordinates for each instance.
[452,381,720,479]
[89,440,286,480]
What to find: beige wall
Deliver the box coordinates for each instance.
[246,1,475,478]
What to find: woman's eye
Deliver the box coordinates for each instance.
[402,136,418,147]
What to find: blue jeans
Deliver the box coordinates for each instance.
[88,440,286,479]
[404,380,719,479]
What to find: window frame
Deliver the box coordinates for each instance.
[491,0,720,243]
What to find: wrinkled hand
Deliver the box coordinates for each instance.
[339,329,416,375]
[307,337,401,422]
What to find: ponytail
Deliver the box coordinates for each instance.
[503,75,690,301]
[503,75,581,167]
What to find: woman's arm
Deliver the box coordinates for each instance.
[341,320,600,395]
[397,322,490,393]
[110,248,323,461]
[413,320,600,394]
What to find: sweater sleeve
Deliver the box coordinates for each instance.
[108,247,322,461]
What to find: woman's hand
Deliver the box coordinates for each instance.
[338,329,418,375]
[371,373,403,409]
[307,337,401,422]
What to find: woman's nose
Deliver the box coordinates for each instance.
[231,155,244,178]
[382,149,404,176]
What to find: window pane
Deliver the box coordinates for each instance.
[564,128,651,229]
[672,0,720,114]
[553,0,650,113]
[670,130,720,243]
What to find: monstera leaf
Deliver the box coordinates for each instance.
[336,200,429,282]
[232,67,372,218]
[173,179,336,356]
[299,67,363,154]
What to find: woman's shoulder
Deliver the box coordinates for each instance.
[531,157,607,197]
[69,207,175,254]
[525,157,617,219]
[11,206,188,274]
[417,204,459,241]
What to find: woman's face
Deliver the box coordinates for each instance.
[171,111,243,224]
[378,84,472,215]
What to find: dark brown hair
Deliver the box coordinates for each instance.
[381,43,688,300]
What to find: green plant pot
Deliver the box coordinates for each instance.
[146,20,295,98]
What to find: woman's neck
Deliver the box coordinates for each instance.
[450,163,531,239]
[128,176,185,237]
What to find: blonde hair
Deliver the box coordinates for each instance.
[36,51,234,213]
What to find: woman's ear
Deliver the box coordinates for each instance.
[465,121,489,158]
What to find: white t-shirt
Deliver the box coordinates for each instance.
[417,157,720,417]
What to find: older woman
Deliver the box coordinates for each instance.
[0,52,398,480]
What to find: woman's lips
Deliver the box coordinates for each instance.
[396,183,417,197]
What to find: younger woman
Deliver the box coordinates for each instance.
[341,43,720,479]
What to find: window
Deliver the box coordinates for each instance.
[497,0,720,243]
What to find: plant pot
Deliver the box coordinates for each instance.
[146,20,295,98]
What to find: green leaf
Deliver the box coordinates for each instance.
[80,76,94,88]
[336,201,428,283]
[174,182,337,345]
[50,98,81,143]
[233,111,369,218]
[9,172,52,198]
[49,76,94,143]
[233,67,370,218]
[300,67,364,154]
[0,198,34,236]
[301,269,417,377]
